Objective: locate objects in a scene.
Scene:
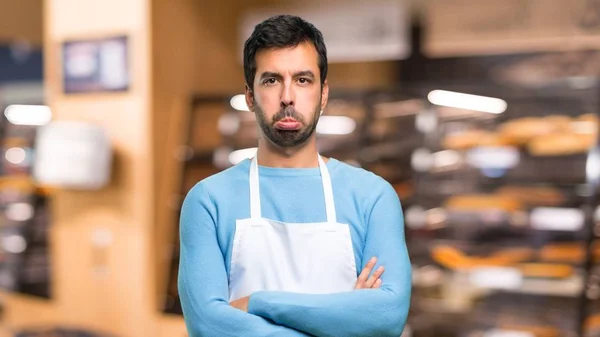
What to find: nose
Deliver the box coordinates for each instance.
[280,82,295,108]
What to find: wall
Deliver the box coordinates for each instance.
[3,1,156,337]
[0,0,43,46]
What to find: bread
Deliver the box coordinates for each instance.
[498,117,559,145]
[495,186,565,207]
[539,242,600,263]
[517,263,574,279]
[544,114,573,131]
[442,130,515,150]
[586,314,600,333]
[445,194,523,212]
[442,130,492,150]
[577,113,598,123]
[477,132,518,147]
[538,243,584,263]
[571,113,598,137]
[528,132,595,156]
[499,324,560,337]
[431,245,534,270]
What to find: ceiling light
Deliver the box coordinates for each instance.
[230,94,249,112]
[5,147,26,165]
[5,203,34,222]
[218,113,241,135]
[4,105,52,126]
[428,90,507,114]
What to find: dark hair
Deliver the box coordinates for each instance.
[243,15,328,90]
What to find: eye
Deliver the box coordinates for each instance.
[298,78,312,84]
[263,78,278,86]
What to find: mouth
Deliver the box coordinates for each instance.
[274,117,302,130]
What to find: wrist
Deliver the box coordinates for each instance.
[247,291,266,315]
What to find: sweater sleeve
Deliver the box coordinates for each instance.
[247,180,412,337]
[178,183,312,337]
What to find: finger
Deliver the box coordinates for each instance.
[365,266,385,288]
[373,279,382,289]
[355,257,377,289]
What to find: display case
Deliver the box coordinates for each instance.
[404,81,600,337]
[0,106,52,300]
[163,82,600,337]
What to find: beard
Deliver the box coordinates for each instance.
[255,101,321,148]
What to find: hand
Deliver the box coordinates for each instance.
[355,257,385,289]
[230,296,250,312]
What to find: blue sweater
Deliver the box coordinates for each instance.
[178,158,411,337]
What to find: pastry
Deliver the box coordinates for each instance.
[517,263,574,279]
[445,194,523,212]
[442,130,492,150]
[538,243,585,263]
[442,130,515,150]
[528,132,595,156]
[499,117,558,145]
[495,186,565,207]
[431,245,534,270]
[498,324,560,337]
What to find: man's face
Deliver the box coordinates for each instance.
[245,42,329,148]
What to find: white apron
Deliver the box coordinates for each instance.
[228,155,358,301]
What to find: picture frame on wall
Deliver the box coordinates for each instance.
[62,35,130,94]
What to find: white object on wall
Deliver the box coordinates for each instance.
[33,121,112,190]
[239,0,410,63]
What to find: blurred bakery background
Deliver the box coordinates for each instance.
[2,0,600,336]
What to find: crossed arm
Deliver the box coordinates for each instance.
[230,256,386,311]
[179,182,411,337]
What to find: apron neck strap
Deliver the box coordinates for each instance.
[249,155,337,223]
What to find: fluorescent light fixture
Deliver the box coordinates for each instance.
[4,105,52,126]
[466,146,520,169]
[405,206,426,229]
[317,116,356,135]
[5,147,26,165]
[428,90,507,114]
[530,207,584,231]
[230,94,249,112]
[588,147,600,184]
[5,203,34,222]
[411,148,434,172]
[470,267,523,290]
[433,150,461,168]
[1,234,27,254]
[484,329,534,337]
[229,147,257,165]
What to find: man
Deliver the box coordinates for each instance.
[178,14,411,337]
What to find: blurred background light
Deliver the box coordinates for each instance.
[428,90,507,114]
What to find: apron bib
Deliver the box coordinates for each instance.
[228,155,358,301]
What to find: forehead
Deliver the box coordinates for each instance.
[255,41,320,75]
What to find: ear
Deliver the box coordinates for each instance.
[245,85,255,112]
[320,80,329,114]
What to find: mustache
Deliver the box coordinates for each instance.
[272,107,305,123]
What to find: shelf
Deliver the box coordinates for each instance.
[504,274,584,297]
[415,161,589,191]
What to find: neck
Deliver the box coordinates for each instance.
[256,135,321,168]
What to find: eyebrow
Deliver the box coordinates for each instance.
[259,70,316,81]
[294,70,315,79]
